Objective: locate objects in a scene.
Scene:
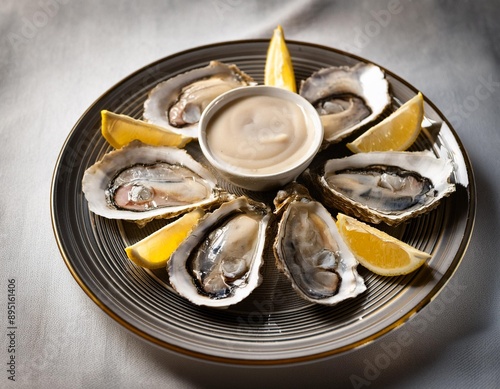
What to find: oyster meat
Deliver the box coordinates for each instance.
[167,197,271,307]
[82,141,221,225]
[299,63,391,144]
[303,151,456,226]
[143,61,255,138]
[273,183,366,305]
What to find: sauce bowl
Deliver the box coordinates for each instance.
[198,85,324,191]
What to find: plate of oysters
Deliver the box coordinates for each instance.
[51,29,475,364]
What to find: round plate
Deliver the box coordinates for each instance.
[51,40,475,365]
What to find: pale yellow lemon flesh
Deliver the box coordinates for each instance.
[336,213,430,276]
[347,92,424,153]
[264,25,296,92]
[101,110,191,149]
[125,209,204,269]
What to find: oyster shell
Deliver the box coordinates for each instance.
[82,141,222,226]
[167,197,271,308]
[273,183,366,305]
[299,63,391,144]
[303,151,456,226]
[143,61,255,138]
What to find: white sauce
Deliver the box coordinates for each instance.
[206,95,315,175]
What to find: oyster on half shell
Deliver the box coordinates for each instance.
[82,141,222,226]
[299,63,391,145]
[303,151,456,226]
[167,197,271,308]
[143,61,255,138]
[273,183,366,305]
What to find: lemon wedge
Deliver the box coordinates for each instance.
[125,209,204,269]
[101,110,191,149]
[347,92,424,153]
[264,25,296,92]
[336,213,430,276]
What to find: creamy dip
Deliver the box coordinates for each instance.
[206,95,315,175]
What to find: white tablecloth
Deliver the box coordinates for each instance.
[2,0,499,388]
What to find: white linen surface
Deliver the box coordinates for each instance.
[1,0,499,388]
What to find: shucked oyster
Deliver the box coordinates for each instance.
[304,151,456,226]
[167,197,271,308]
[299,63,391,144]
[82,141,221,226]
[143,61,255,138]
[273,183,366,305]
